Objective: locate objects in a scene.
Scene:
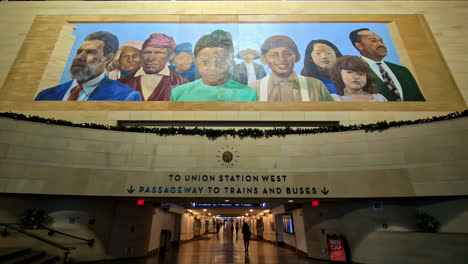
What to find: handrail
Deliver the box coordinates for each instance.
[1,223,74,251]
[0,223,75,264]
[39,224,95,246]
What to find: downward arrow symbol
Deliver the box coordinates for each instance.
[321,187,329,195]
[127,185,135,194]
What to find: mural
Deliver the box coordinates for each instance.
[34,23,425,102]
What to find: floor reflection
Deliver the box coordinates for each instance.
[90,226,331,264]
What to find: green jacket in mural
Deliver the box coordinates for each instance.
[373,61,426,101]
[170,79,258,101]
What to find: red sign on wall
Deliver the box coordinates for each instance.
[327,237,347,262]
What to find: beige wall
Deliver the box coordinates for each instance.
[0,197,154,262]
[261,213,276,242]
[292,208,307,253]
[180,213,195,241]
[107,201,153,259]
[302,198,468,263]
[0,196,203,262]
[148,208,179,253]
[0,1,466,125]
[417,197,468,234]
[281,208,307,252]
[1,115,466,199]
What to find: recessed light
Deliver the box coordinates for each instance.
[289,200,294,203]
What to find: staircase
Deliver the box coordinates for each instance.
[0,248,60,264]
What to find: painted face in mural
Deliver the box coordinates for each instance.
[244,53,256,64]
[311,43,337,70]
[174,51,194,73]
[141,47,173,74]
[341,69,367,92]
[70,39,112,83]
[261,47,299,78]
[355,30,387,61]
[196,47,232,86]
[119,46,141,72]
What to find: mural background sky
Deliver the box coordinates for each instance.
[60,22,399,83]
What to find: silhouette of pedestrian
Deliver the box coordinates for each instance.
[242,222,251,251]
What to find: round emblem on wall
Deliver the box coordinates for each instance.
[222,151,233,163]
[216,145,239,168]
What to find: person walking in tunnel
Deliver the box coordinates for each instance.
[235,222,240,236]
[216,222,221,234]
[242,222,251,251]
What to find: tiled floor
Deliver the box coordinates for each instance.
[93,226,331,264]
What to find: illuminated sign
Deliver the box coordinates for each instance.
[191,203,264,207]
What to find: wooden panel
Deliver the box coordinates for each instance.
[0,1,467,126]
[0,16,65,101]
[37,22,77,95]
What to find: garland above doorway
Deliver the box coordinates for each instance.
[0,110,466,140]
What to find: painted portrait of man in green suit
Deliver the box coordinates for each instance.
[350,28,425,101]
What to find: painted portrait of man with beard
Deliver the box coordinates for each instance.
[70,39,109,83]
[35,31,141,101]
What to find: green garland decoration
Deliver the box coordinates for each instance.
[0,110,467,140]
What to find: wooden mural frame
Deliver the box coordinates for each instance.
[0,14,464,112]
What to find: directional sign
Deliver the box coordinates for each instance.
[321,187,329,195]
